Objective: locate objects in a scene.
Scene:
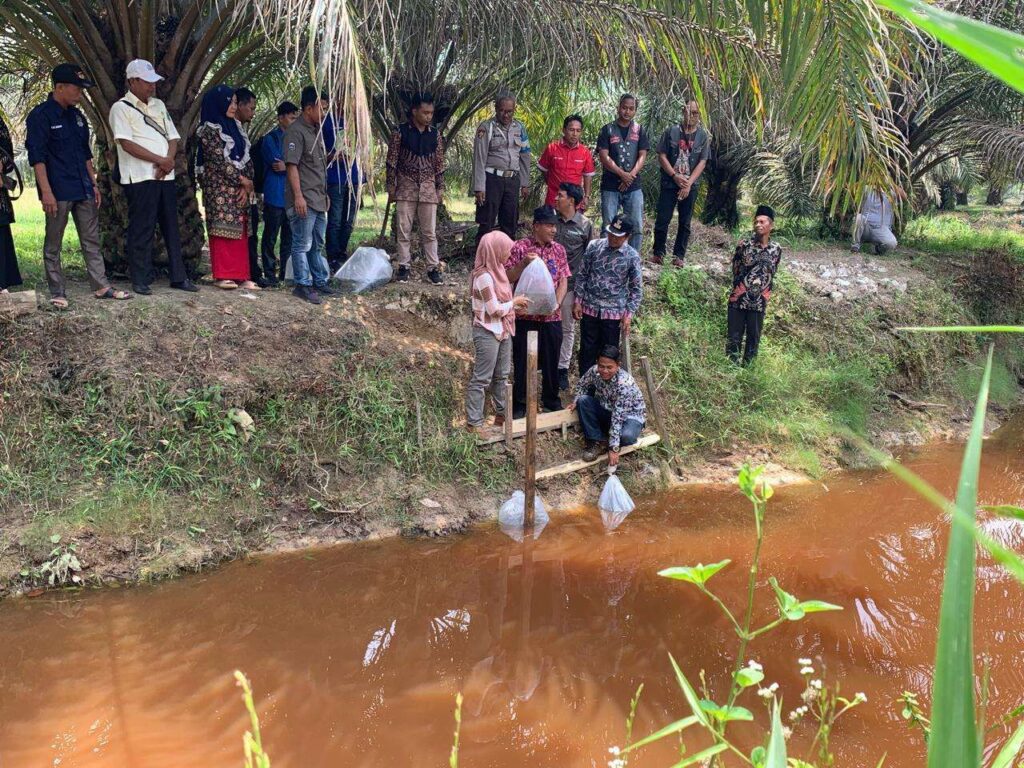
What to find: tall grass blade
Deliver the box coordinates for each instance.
[927,345,993,768]
[874,0,1024,96]
[896,326,1024,333]
[765,700,788,768]
[992,720,1024,768]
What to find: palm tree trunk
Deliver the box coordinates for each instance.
[985,184,1003,206]
[939,182,957,211]
[701,166,744,231]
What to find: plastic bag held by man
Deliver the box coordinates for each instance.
[599,473,634,515]
[334,247,394,294]
[514,258,558,316]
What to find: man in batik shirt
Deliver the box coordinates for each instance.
[727,205,782,365]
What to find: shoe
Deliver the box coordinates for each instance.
[214,279,238,290]
[671,257,685,268]
[265,276,280,288]
[582,441,601,462]
[650,254,664,265]
[512,407,526,420]
[427,269,443,285]
[133,284,152,295]
[293,285,322,305]
[850,245,861,254]
[558,368,569,391]
[315,283,336,296]
[493,415,505,428]
[396,265,410,283]
[171,280,200,293]
[255,276,272,288]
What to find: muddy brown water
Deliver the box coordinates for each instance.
[2,423,1023,767]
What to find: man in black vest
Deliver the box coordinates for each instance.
[653,99,710,266]
[596,94,650,254]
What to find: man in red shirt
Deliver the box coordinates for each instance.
[537,115,596,210]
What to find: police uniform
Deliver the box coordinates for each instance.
[471,117,531,242]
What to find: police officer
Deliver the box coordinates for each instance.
[472,95,532,243]
[26,64,131,308]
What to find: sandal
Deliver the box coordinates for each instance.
[214,280,238,290]
[95,287,133,300]
[50,296,69,310]
[238,280,261,291]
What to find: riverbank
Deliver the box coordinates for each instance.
[1,220,1022,597]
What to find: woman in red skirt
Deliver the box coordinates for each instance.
[197,85,259,290]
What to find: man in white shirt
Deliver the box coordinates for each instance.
[851,189,898,256]
[109,59,198,294]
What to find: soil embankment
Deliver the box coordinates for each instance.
[1,226,1021,596]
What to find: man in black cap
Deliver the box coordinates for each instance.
[26,64,132,308]
[573,213,643,375]
[727,205,782,364]
[505,205,571,417]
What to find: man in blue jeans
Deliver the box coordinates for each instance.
[260,100,298,283]
[596,94,650,254]
[322,102,363,272]
[567,344,646,468]
[284,86,334,305]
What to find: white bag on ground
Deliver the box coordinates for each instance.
[283,252,329,283]
[599,473,635,531]
[514,258,558,316]
[333,247,393,293]
[498,490,549,541]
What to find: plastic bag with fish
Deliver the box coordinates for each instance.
[498,490,549,541]
[333,247,394,294]
[599,471,635,531]
[513,258,558,316]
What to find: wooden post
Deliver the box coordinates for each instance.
[623,330,633,372]
[640,355,673,455]
[524,331,538,531]
[505,382,514,450]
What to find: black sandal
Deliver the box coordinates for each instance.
[95,288,132,300]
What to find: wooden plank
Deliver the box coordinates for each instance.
[478,409,579,445]
[0,290,37,321]
[524,332,538,529]
[639,355,673,454]
[536,433,661,480]
[504,383,514,450]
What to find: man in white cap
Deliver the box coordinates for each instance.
[108,59,198,295]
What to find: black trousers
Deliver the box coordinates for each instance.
[578,314,622,376]
[476,172,521,243]
[513,319,564,414]
[248,202,262,280]
[652,183,699,259]
[262,204,292,281]
[124,179,187,287]
[726,305,765,364]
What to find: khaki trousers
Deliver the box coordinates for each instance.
[395,199,438,267]
[43,198,109,297]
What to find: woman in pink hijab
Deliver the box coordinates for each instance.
[465,231,529,434]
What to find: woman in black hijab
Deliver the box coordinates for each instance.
[0,111,23,292]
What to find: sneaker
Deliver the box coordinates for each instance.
[558,368,570,391]
[582,441,601,462]
[292,285,322,305]
[650,254,664,265]
[170,280,200,293]
[315,283,336,296]
[850,244,861,254]
[396,265,410,283]
[427,269,443,285]
[265,276,280,288]
[671,257,685,268]
[133,284,152,295]
[255,276,272,288]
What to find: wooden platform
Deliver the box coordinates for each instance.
[536,433,661,480]
[476,409,579,445]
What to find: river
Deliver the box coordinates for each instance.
[1,422,1022,767]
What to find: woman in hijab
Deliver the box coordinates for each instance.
[0,111,23,293]
[465,231,529,434]
[197,85,258,290]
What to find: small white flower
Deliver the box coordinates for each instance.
[855,692,868,703]
[747,659,763,672]
[608,747,621,756]
[798,657,813,666]
[810,679,823,690]
[758,687,774,699]
[608,760,625,768]
[802,688,818,703]
[782,726,793,739]
[769,682,779,693]
[789,710,800,721]
[800,666,815,676]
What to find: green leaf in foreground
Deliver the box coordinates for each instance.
[984,505,1024,521]
[992,720,1024,768]
[699,700,754,722]
[765,700,787,768]
[769,577,842,621]
[927,345,993,768]
[621,716,699,753]
[658,560,731,587]
[734,666,764,688]
[874,0,1024,96]
[670,743,729,768]
[896,326,1024,333]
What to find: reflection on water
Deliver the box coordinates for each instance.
[1,427,1023,767]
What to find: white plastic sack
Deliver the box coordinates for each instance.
[498,490,549,541]
[284,251,331,283]
[333,247,393,294]
[599,473,635,531]
[514,258,557,316]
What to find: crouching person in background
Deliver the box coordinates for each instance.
[567,345,646,468]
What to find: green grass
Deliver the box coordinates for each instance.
[903,208,1024,262]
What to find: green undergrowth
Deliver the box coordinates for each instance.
[903,209,1024,263]
[634,262,1015,473]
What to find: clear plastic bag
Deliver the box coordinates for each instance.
[333,247,394,294]
[514,258,558,316]
[498,490,549,541]
[284,251,330,283]
[599,473,635,531]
